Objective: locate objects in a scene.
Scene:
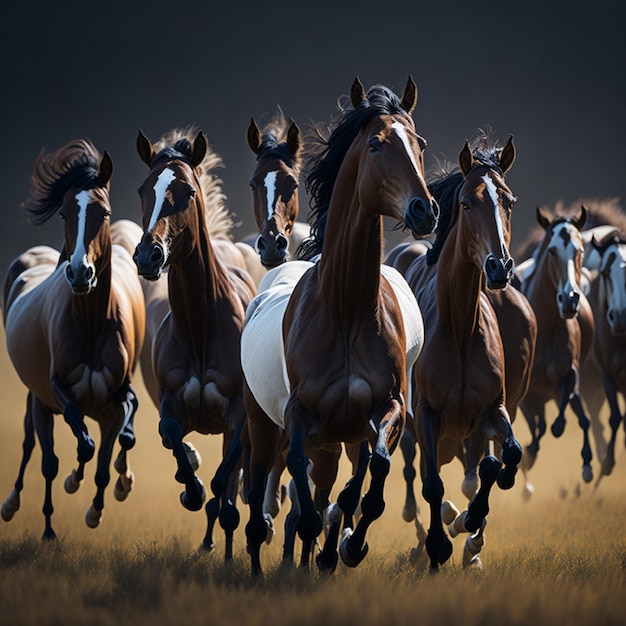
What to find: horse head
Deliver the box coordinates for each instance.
[537,205,587,319]
[457,136,517,290]
[247,115,302,267]
[133,129,205,280]
[592,229,626,335]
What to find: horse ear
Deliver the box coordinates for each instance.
[459,141,474,176]
[190,130,207,168]
[400,75,418,114]
[247,118,262,155]
[573,205,587,231]
[137,130,155,166]
[99,150,113,186]
[536,207,551,230]
[499,135,516,175]
[350,76,366,108]
[286,119,302,157]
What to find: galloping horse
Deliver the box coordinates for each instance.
[133,128,257,560]
[515,207,595,487]
[404,134,524,572]
[1,139,146,539]
[586,229,626,480]
[243,76,439,576]
[246,111,310,267]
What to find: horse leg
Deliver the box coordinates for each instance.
[340,399,403,568]
[569,392,593,483]
[484,405,522,490]
[159,391,206,512]
[218,469,242,561]
[2,394,36,522]
[462,434,485,501]
[519,398,545,497]
[285,399,322,570]
[598,372,622,480]
[399,423,418,522]
[85,420,118,529]
[112,383,139,501]
[31,396,58,540]
[244,387,282,577]
[551,370,576,438]
[318,441,370,574]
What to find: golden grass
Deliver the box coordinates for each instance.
[1,326,625,626]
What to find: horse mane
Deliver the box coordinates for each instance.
[514,197,626,261]
[152,127,235,240]
[426,129,509,266]
[23,139,104,225]
[296,84,411,260]
[255,109,300,170]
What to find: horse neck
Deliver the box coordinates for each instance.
[522,248,559,326]
[319,175,383,323]
[436,220,484,345]
[167,197,232,339]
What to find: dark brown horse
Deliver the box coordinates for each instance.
[1,139,146,539]
[243,76,438,576]
[246,111,310,268]
[515,207,595,487]
[404,134,524,572]
[133,128,257,560]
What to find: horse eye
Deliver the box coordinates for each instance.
[418,136,428,150]
[461,203,470,212]
[368,137,381,152]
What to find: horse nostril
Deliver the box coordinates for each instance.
[66,265,74,281]
[256,236,266,252]
[85,266,94,280]
[409,197,426,218]
[609,309,616,322]
[276,233,288,251]
[557,293,564,303]
[150,245,164,264]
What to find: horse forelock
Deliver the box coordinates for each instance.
[24,139,104,225]
[297,84,409,260]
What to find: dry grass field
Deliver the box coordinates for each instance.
[1,325,625,626]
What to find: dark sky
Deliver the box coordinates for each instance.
[1,1,625,274]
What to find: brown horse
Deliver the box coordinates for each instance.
[1,139,146,539]
[404,134,524,572]
[245,111,310,268]
[133,128,257,560]
[243,76,438,576]
[515,207,595,487]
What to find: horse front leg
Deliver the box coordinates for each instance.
[399,423,418,522]
[112,382,140,501]
[285,397,321,571]
[85,420,118,529]
[598,371,622,481]
[159,392,205,512]
[551,369,576,438]
[339,398,403,569]
[569,390,593,484]
[2,393,36,523]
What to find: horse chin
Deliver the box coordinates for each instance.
[69,278,98,295]
[139,269,163,282]
[485,279,509,291]
[558,307,578,320]
[260,255,288,269]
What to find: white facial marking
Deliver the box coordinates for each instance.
[551,223,581,297]
[72,190,91,265]
[148,168,176,232]
[482,174,506,249]
[392,122,425,184]
[264,171,277,220]
[605,244,626,314]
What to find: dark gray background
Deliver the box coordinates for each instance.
[2,1,624,273]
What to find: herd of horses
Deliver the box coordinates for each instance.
[1,77,625,576]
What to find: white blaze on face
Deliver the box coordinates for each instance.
[264,171,277,220]
[72,189,91,265]
[148,168,176,232]
[391,122,425,186]
[603,244,626,314]
[551,223,582,297]
[482,173,506,252]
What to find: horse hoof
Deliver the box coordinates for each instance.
[464,554,483,570]
[85,505,102,529]
[522,481,535,501]
[1,490,20,521]
[441,500,460,526]
[198,540,215,554]
[339,528,369,568]
[114,472,135,501]
[64,470,81,494]
[264,514,275,545]
[402,502,417,523]
[601,457,615,477]
[316,549,339,574]
[497,466,517,490]
[582,465,593,483]
[180,478,206,511]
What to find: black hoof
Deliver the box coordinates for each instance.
[180,478,206,511]
[339,530,369,568]
[42,528,57,541]
[497,466,518,490]
[316,549,339,574]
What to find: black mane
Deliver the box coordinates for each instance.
[297,84,410,260]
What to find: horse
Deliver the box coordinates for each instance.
[585,228,626,480]
[514,206,595,488]
[133,127,257,560]
[1,139,146,539]
[242,76,439,576]
[245,111,310,268]
[403,133,524,572]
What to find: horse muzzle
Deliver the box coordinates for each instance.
[607,308,626,336]
[557,289,580,319]
[133,242,165,281]
[65,261,98,294]
[404,197,439,239]
[255,232,289,268]
[484,254,514,290]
